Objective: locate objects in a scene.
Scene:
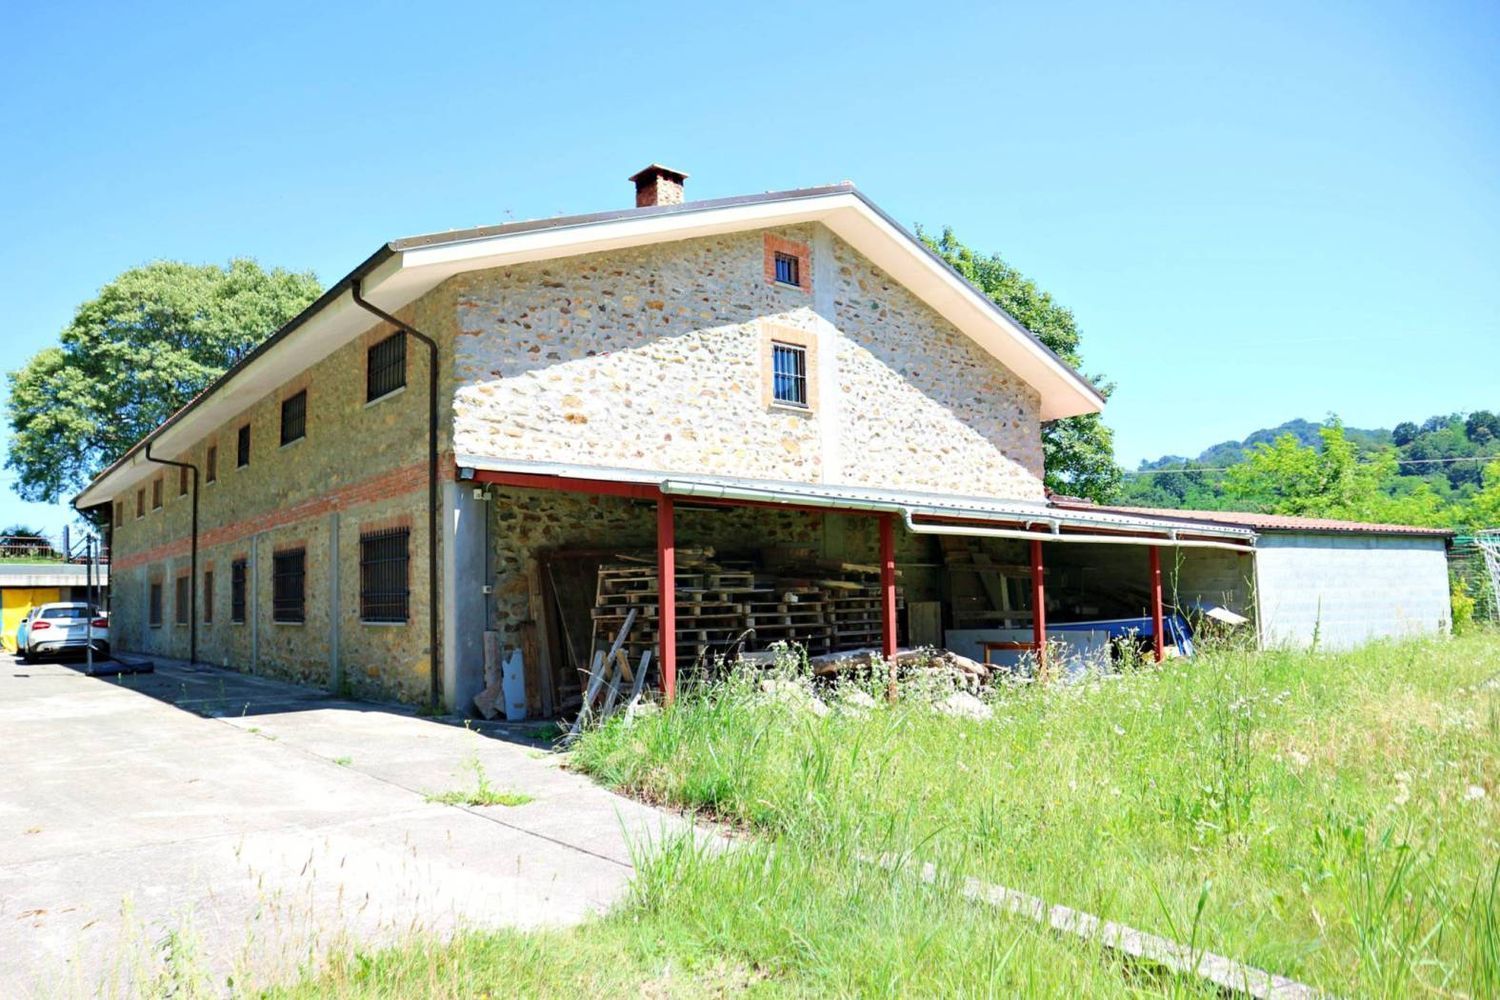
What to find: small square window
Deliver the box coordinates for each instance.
[206,445,217,483]
[774,251,800,287]
[367,331,407,402]
[771,342,809,408]
[151,477,163,510]
[281,390,306,446]
[237,425,251,468]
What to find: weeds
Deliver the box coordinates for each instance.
[424,753,533,808]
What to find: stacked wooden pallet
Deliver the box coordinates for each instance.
[589,559,903,672]
[824,585,903,649]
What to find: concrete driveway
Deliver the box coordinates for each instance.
[0,653,692,997]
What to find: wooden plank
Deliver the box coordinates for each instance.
[519,621,542,717]
[909,601,943,647]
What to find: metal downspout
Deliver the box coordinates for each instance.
[143,443,199,664]
[350,280,443,712]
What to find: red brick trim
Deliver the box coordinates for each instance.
[112,455,450,571]
[358,515,413,537]
[764,234,812,292]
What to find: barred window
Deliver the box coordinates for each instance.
[152,477,163,510]
[230,559,247,624]
[206,445,218,483]
[175,576,190,625]
[178,466,189,496]
[203,570,214,624]
[272,548,306,624]
[280,390,306,445]
[149,582,163,626]
[360,528,410,623]
[367,331,407,402]
[771,342,808,408]
[237,424,251,468]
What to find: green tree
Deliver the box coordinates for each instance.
[1223,420,1394,518]
[1467,460,1500,530]
[919,226,1120,501]
[6,260,320,502]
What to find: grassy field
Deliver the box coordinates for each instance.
[277,632,1500,998]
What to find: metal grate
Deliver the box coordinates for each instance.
[230,559,247,623]
[237,424,251,467]
[175,576,189,625]
[360,528,410,623]
[272,549,306,623]
[203,570,214,624]
[774,251,800,286]
[149,582,163,626]
[367,331,407,401]
[280,390,306,445]
[772,342,808,407]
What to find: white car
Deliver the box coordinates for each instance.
[16,603,109,662]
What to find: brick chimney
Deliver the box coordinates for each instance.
[629,163,688,207]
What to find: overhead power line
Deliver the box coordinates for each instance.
[1120,454,1498,477]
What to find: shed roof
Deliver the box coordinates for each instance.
[1049,502,1455,539]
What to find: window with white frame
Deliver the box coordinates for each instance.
[771,342,808,408]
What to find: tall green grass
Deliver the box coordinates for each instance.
[571,633,1500,998]
[276,633,1499,997]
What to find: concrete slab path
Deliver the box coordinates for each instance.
[0,653,695,997]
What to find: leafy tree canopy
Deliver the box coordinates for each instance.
[919,226,1119,501]
[1123,412,1498,530]
[5,260,320,503]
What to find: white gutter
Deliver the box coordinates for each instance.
[899,512,1258,553]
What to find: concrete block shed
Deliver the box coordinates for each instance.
[1055,504,1455,652]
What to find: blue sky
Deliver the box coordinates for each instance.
[2,1,1496,538]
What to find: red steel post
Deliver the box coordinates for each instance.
[1149,545,1165,662]
[658,497,677,703]
[880,513,898,659]
[1030,539,1046,672]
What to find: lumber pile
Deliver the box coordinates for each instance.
[587,553,904,680]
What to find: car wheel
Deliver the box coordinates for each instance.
[18,646,31,664]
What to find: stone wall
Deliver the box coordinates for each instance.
[107,290,454,703]
[484,485,940,666]
[451,224,1045,499]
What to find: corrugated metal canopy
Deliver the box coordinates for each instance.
[457,457,1257,549]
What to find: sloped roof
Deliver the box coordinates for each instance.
[1050,502,1454,538]
[76,182,1104,509]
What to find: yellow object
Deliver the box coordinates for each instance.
[1,588,63,653]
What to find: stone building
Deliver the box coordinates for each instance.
[75,167,1452,713]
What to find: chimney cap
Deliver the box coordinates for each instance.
[628,163,689,184]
